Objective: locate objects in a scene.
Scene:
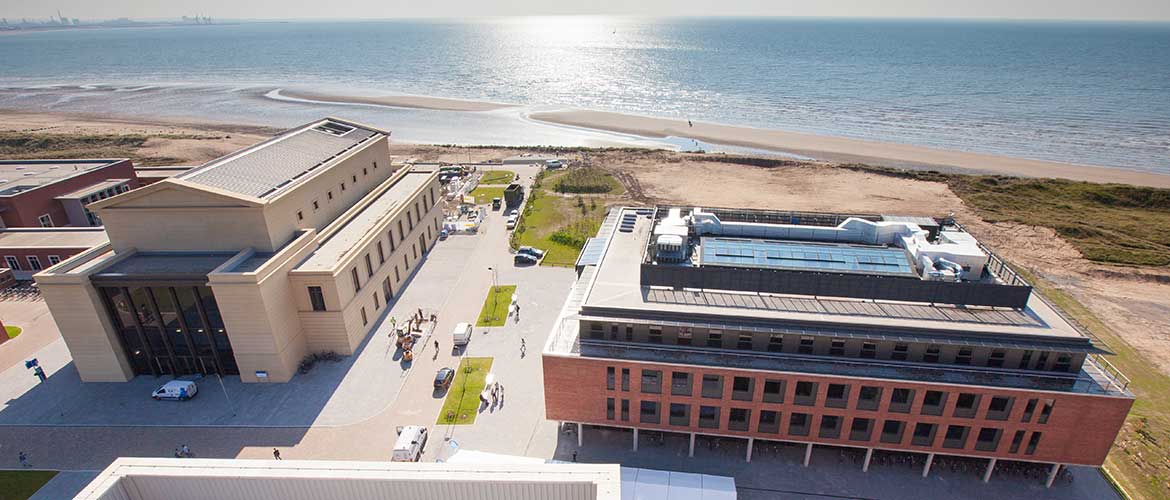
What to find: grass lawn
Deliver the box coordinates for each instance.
[1016,268,1170,500]
[0,470,58,500]
[479,170,516,185]
[512,170,612,267]
[476,285,516,327]
[5,326,20,339]
[436,357,494,425]
[468,186,506,206]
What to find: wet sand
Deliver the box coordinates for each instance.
[278,89,516,112]
[529,109,1170,188]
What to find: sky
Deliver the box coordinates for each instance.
[3,0,1169,22]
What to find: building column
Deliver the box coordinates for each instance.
[982,458,997,483]
[688,433,695,458]
[862,448,874,472]
[803,443,813,467]
[922,453,935,478]
[746,438,754,463]
[577,423,583,447]
[1045,464,1061,488]
[632,428,639,452]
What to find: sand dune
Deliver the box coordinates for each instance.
[277,89,516,113]
[529,109,1170,188]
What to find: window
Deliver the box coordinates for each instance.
[988,349,1006,368]
[1019,350,1034,369]
[798,336,815,354]
[373,290,380,310]
[412,244,418,260]
[921,390,946,416]
[976,427,1002,452]
[955,347,973,365]
[373,161,378,170]
[609,324,618,340]
[891,342,909,361]
[1037,399,1055,424]
[701,374,723,399]
[849,417,873,441]
[1053,354,1072,372]
[639,401,660,424]
[830,339,846,356]
[1022,398,1038,422]
[328,191,333,200]
[1025,431,1042,455]
[26,256,42,271]
[889,388,914,413]
[762,379,785,403]
[987,396,1013,421]
[640,370,662,394]
[942,425,969,449]
[707,330,723,348]
[296,210,304,221]
[698,406,720,429]
[678,327,693,346]
[607,398,615,420]
[352,174,358,183]
[789,412,811,436]
[388,230,397,251]
[912,423,937,446]
[924,344,941,363]
[860,342,877,359]
[383,277,392,300]
[47,255,61,265]
[606,367,616,390]
[1009,430,1026,453]
[671,372,692,396]
[728,408,750,431]
[767,333,783,352]
[880,420,905,444]
[350,267,361,291]
[794,381,817,406]
[953,393,980,418]
[403,253,409,270]
[360,306,368,326]
[621,368,630,391]
[4,256,19,270]
[377,242,386,264]
[38,214,53,227]
[625,325,633,341]
[670,403,690,426]
[648,326,663,344]
[341,182,346,191]
[312,200,319,211]
[394,265,401,283]
[365,254,374,278]
[308,286,327,311]
[825,383,849,408]
[758,410,780,433]
[1036,351,1050,369]
[621,400,630,421]
[818,415,842,439]
[363,167,368,176]
[857,386,882,411]
[732,376,754,401]
[398,220,405,241]
[737,333,753,350]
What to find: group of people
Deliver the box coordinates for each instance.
[172,444,192,458]
[478,381,505,409]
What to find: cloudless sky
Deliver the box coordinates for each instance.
[3,0,1169,22]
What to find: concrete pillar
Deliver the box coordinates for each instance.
[862,448,874,472]
[746,438,754,463]
[1046,464,1061,488]
[577,423,583,448]
[982,458,997,483]
[632,428,639,452]
[688,433,695,458]
[803,443,813,467]
[922,453,935,478]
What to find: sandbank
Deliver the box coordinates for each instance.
[278,89,516,113]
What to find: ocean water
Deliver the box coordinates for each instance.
[1,18,1169,173]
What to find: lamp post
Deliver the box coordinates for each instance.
[487,267,499,322]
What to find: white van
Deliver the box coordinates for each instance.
[453,322,472,347]
[392,425,429,462]
[152,380,198,401]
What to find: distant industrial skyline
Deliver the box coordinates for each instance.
[2,0,1170,22]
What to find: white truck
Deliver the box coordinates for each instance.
[392,425,429,462]
[453,322,472,347]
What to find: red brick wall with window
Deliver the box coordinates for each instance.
[543,354,1132,466]
[0,160,138,228]
[0,247,87,272]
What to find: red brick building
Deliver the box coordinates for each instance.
[0,159,139,229]
[544,207,1132,488]
[0,228,108,280]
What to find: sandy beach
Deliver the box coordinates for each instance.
[530,109,1170,188]
[278,89,516,113]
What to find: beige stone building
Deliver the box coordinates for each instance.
[35,118,442,383]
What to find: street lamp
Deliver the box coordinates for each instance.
[487,267,499,322]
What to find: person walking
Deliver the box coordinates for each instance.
[434,340,440,351]
[18,451,29,467]
[572,451,578,462]
[180,444,191,458]
[273,448,282,460]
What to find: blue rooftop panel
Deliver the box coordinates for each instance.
[700,237,916,277]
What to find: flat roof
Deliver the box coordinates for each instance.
[90,252,235,282]
[0,159,124,197]
[178,119,383,199]
[295,169,432,272]
[700,236,916,277]
[0,228,108,249]
[581,208,1085,343]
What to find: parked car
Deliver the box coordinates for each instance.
[509,209,519,217]
[506,215,518,230]
[392,425,428,462]
[492,198,502,210]
[514,253,538,265]
[152,380,198,401]
[518,246,545,259]
[452,322,472,347]
[434,367,455,388]
[545,159,564,169]
[439,229,449,240]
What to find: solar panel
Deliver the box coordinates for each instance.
[701,237,915,277]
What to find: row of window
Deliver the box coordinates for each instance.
[606,397,1046,456]
[295,161,384,222]
[4,254,62,272]
[588,323,1077,373]
[80,183,132,226]
[607,367,1055,424]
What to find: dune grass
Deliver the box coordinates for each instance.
[476,285,516,327]
[436,357,493,425]
[5,326,21,339]
[479,170,516,185]
[0,131,192,166]
[511,170,612,267]
[0,470,58,500]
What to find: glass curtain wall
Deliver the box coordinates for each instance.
[100,286,237,376]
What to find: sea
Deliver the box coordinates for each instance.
[2,17,1169,173]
